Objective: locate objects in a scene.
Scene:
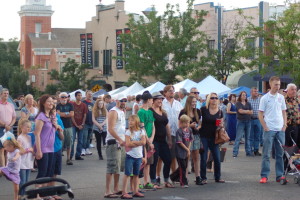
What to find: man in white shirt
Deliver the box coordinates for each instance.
[162,85,183,172]
[258,76,287,184]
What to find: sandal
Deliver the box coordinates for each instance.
[215,179,225,183]
[153,184,162,189]
[165,182,175,188]
[133,192,144,197]
[104,194,119,198]
[121,193,133,199]
[114,191,123,195]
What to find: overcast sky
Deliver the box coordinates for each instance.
[0,0,286,41]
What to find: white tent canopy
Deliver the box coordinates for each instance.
[108,86,128,96]
[69,89,86,101]
[134,81,166,96]
[197,75,230,95]
[174,79,198,92]
[112,82,144,99]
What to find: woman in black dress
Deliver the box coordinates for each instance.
[200,93,225,183]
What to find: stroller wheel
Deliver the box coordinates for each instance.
[294,177,299,184]
[280,178,288,185]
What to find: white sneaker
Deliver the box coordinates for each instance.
[86,148,93,155]
[81,149,86,156]
[89,144,95,148]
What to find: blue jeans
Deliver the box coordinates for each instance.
[233,120,251,156]
[200,137,221,181]
[124,154,142,176]
[83,124,93,149]
[19,169,31,195]
[250,119,261,152]
[261,130,285,180]
[71,126,84,159]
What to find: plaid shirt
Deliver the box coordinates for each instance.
[247,96,261,118]
[285,96,300,126]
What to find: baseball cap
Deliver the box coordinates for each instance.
[115,93,127,101]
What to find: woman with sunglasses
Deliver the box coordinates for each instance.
[199,93,225,184]
[232,91,253,158]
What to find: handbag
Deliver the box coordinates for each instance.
[215,110,230,144]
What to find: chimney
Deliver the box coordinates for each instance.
[48,32,51,40]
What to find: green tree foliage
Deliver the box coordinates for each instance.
[241,2,300,84]
[120,0,208,84]
[48,58,90,92]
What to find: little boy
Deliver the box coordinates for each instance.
[170,115,193,188]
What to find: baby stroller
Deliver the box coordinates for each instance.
[277,136,300,185]
[19,177,74,200]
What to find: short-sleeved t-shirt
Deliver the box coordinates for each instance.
[71,102,88,126]
[175,128,193,159]
[17,134,34,169]
[235,102,252,121]
[259,92,287,131]
[106,102,116,111]
[83,100,94,125]
[54,114,64,152]
[125,129,145,158]
[178,109,201,135]
[56,103,74,128]
[200,107,223,138]
[150,108,169,142]
[35,112,55,153]
[137,108,155,138]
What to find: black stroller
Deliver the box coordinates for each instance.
[277,136,300,185]
[19,177,74,200]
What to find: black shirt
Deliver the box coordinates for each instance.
[235,102,252,121]
[150,108,169,143]
[56,103,74,128]
[178,109,201,135]
[200,107,223,138]
[83,100,94,125]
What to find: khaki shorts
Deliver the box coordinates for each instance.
[106,144,125,174]
[63,127,73,149]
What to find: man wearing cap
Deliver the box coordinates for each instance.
[104,94,127,198]
[137,91,156,189]
[162,85,183,172]
[284,83,300,146]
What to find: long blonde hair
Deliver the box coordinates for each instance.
[3,138,22,151]
[128,115,141,138]
[183,96,199,123]
[17,118,31,136]
[93,98,107,118]
[206,92,218,109]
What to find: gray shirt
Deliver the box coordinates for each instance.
[175,128,193,159]
[236,102,252,121]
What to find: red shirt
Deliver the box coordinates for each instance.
[71,101,88,126]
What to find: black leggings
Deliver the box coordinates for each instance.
[94,130,107,158]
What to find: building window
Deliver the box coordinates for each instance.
[115,81,124,89]
[35,23,41,33]
[41,72,44,86]
[245,37,255,60]
[207,40,215,56]
[225,39,235,51]
[45,60,50,69]
[103,49,112,75]
[94,51,99,68]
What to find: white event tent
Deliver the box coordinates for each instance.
[108,86,128,96]
[112,82,144,99]
[173,79,198,92]
[134,81,166,96]
[197,76,230,96]
[69,89,86,100]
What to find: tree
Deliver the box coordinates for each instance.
[241,2,300,84]
[48,58,91,92]
[120,0,208,84]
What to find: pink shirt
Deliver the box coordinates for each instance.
[0,101,16,126]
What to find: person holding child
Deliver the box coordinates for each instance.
[170,115,193,188]
[0,137,22,200]
[121,115,146,199]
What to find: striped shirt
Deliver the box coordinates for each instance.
[93,115,107,132]
[247,96,261,118]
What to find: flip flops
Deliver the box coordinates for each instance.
[121,193,133,199]
[104,194,119,198]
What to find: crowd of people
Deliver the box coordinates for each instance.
[0,76,299,199]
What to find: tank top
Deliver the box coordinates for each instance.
[132,102,139,115]
[106,107,126,142]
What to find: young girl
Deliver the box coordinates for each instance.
[121,115,146,199]
[17,119,35,197]
[0,137,22,200]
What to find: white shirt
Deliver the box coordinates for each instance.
[17,134,34,169]
[162,98,183,136]
[132,102,139,115]
[125,129,145,158]
[259,92,287,131]
[106,107,126,142]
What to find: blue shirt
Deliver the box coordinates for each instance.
[54,114,65,152]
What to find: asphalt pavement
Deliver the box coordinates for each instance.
[1,142,300,200]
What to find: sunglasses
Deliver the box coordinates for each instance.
[210,97,218,100]
[191,92,200,94]
[119,99,127,103]
[61,96,68,99]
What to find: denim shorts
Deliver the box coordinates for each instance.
[124,154,142,176]
[190,134,201,151]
